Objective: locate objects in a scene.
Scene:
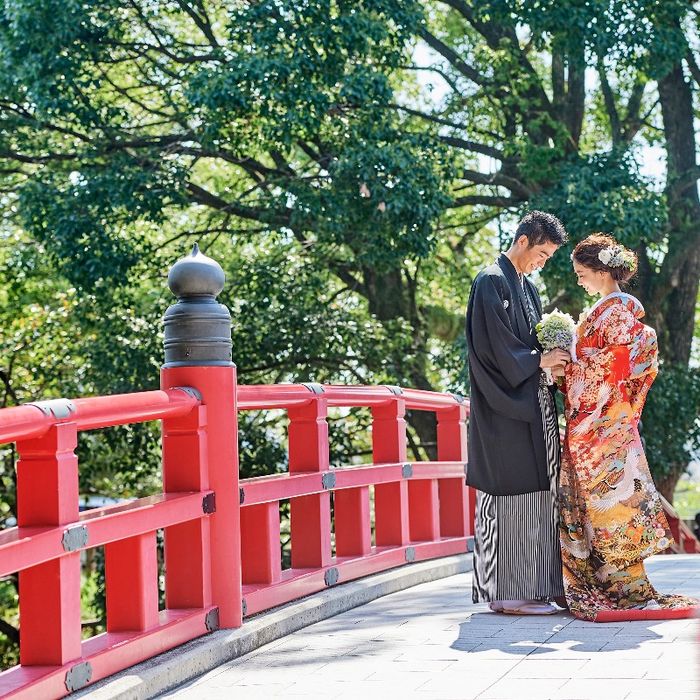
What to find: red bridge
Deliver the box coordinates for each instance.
[0,247,474,698]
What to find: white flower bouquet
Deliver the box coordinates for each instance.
[535,309,576,383]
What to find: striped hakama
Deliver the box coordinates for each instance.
[472,373,564,602]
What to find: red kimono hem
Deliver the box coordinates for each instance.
[581,606,700,623]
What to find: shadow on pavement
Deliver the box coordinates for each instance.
[452,610,665,656]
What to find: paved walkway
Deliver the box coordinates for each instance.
[162,555,699,700]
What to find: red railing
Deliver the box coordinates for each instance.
[237,384,472,615]
[659,495,700,554]
[0,373,473,698]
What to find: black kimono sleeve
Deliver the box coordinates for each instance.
[467,274,541,422]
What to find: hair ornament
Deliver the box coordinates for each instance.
[597,245,633,269]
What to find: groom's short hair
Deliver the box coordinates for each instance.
[514,211,568,247]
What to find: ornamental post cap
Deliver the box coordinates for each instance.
[167,242,225,298]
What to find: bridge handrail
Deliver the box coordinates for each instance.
[0,380,473,699]
[0,388,201,444]
[236,383,465,410]
[236,384,471,617]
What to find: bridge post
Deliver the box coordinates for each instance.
[16,421,82,665]
[436,403,473,537]
[372,394,410,546]
[288,395,332,568]
[160,244,242,627]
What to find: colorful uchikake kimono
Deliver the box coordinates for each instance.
[560,292,697,621]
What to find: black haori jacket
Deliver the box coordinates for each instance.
[465,254,556,496]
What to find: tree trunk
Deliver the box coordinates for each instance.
[654,61,700,365]
[361,266,438,459]
[564,45,586,148]
[655,471,683,506]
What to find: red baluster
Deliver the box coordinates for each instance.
[16,421,82,666]
[161,367,240,626]
[288,397,332,568]
[106,533,158,631]
[241,502,281,584]
[335,487,372,557]
[161,402,211,609]
[437,404,471,537]
[408,479,440,542]
[372,397,409,546]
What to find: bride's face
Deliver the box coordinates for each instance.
[573,261,608,295]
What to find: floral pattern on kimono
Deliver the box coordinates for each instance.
[559,293,697,620]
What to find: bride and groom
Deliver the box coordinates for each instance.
[465,211,696,622]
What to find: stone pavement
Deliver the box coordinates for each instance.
[161,555,699,700]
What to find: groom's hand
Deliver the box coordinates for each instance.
[540,349,571,368]
[551,364,566,378]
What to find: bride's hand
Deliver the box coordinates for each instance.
[540,348,571,369]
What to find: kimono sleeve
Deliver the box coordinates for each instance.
[602,305,658,399]
[566,304,658,422]
[624,320,659,422]
[469,274,541,389]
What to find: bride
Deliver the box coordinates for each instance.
[556,233,697,621]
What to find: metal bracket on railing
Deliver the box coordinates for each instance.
[385,385,403,395]
[405,546,416,563]
[464,462,469,485]
[205,607,220,632]
[242,599,248,616]
[450,392,465,404]
[172,386,203,401]
[239,487,245,505]
[466,536,475,553]
[402,463,413,479]
[301,383,325,394]
[28,398,76,420]
[62,526,88,552]
[65,661,92,692]
[321,472,336,490]
[202,493,216,514]
[324,567,339,586]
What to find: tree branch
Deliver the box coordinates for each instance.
[621,75,647,143]
[400,64,460,94]
[174,0,221,49]
[460,168,530,197]
[185,182,290,226]
[598,60,622,145]
[685,50,700,88]
[417,28,488,86]
[438,135,504,160]
[450,194,522,208]
[0,617,19,644]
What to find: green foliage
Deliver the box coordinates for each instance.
[188,1,422,147]
[532,152,667,309]
[642,364,700,486]
[18,158,186,289]
[285,126,454,272]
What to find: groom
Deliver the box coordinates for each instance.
[466,211,570,615]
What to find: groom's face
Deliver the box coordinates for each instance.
[519,238,559,274]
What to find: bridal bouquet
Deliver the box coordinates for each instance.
[535,309,576,384]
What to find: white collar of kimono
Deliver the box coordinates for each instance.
[587,291,645,317]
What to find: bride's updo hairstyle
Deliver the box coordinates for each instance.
[571,233,638,284]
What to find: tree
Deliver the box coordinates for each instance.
[0,0,465,453]
[404,0,700,497]
[0,1,698,484]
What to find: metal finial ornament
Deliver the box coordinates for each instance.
[163,243,233,368]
